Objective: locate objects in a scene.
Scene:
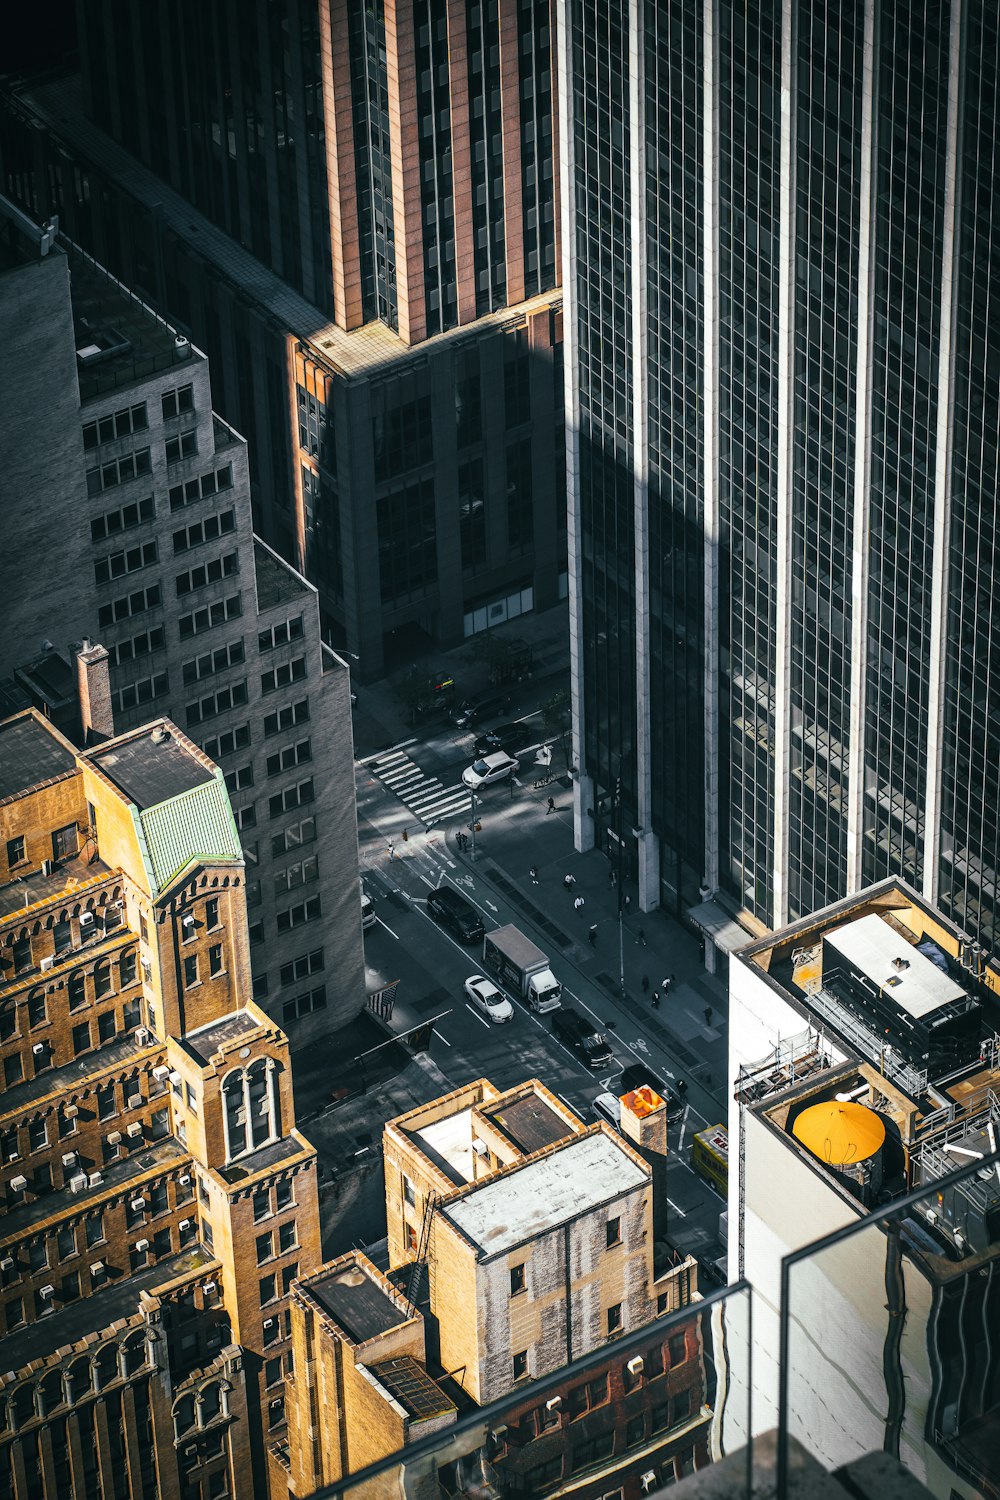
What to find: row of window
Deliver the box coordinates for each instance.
[173,509,237,555]
[94,540,157,586]
[83,402,148,451]
[179,592,243,639]
[86,448,152,494]
[176,551,240,596]
[2,995,145,1090]
[182,640,245,685]
[169,462,235,512]
[166,429,199,465]
[116,671,169,714]
[90,495,154,541]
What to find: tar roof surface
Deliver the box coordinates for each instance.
[442,1131,647,1257]
[254,539,310,611]
[310,1263,409,1344]
[483,1093,573,1155]
[0,716,76,801]
[90,730,213,810]
[185,1010,259,1063]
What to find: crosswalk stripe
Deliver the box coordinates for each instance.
[422,795,470,818]
[372,750,408,768]
[407,786,451,809]
[382,769,426,788]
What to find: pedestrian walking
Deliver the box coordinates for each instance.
[529,866,539,884]
[662,976,671,995]
[636,927,647,946]
[574,895,585,915]
[651,990,660,1008]
[387,842,395,861]
[564,873,576,891]
[622,893,632,911]
[546,797,556,815]
[640,975,650,994]
[703,1005,714,1026]
[677,1078,688,1096]
[609,867,617,888]
[588,923,598,947]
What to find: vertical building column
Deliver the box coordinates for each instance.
[549,0,562,292]
[701,0,721,899]
[92,1398,116,1500]
[384,0,427,345]
[556,0,593,852]
[448,0,478,325]
[320,0,364,330]
[922,0,964,907]
[499,0,526,308]
[844,0,878,894]
[628,0,658,913]
[770,0,798,929]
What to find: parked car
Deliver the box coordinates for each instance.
[462,751,519,790]
[464,974,514,1024]
[473,722,532,759]
[426,886,485,944]
[591,1092,622,1132]
[551,1007,615,1070]
[451,694,510,729]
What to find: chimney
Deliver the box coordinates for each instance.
[75,641,114,744]
[620,1086,669,1242]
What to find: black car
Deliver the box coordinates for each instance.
[618,1062,685,1117]
[425,886,485,944]
[451,694,510,729]
[551,1007,615,1070]
[473,722,531,759]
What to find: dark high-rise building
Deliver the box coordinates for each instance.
[0,2,565,678]
[560,0,1000,953]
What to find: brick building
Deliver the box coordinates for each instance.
[0,2,566,680]
[0,710,324,1500]
[0,195,364,1040]
[274,1077,710,1498]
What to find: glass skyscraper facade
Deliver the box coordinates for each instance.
[560,0,1000,952]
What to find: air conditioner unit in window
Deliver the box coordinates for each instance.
[0,1257,13,1270]
[88,1170,103,1186]
[640,1474,658,1494]
[127,1123,143,1138]
[263,1318,275,1329]
[184,1444,198,1459]
[203,1280,217,1294]
[9,1175,27,1192]
[178,1173,191,1186]
[32,1042,46,1054]
[6,1152,17,1163]
[70,1173,88,1193]
[152,1064,169,1080]
[135,1028,150,1043]
[90,1262,105,1277]
[107,1131,122,1146]
[79,911,95,928]
[627,1355,645,1376]
[61,1152,77,1168]
[168,1070,182,1084]
[182,913,195,929]
[134,1239,150,1252]
[178,1219,192,1230]
[64,1104,78,1118]
[545,1396,562,1412]
[40,955,55,972]
[130,1197,146,1211]
[39,1284,55,1299]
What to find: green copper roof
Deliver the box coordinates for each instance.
[134,772,243,894]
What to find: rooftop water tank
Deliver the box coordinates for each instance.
[792,1099,886,1203]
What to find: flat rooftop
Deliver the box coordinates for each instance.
[442,1131,648,1257]
[0,1245,214,1371]
[0,1028,142,1115]
[411,1109,477,1186]
[825,913,968,1019]
[89,728,213,810]
[370,1355,455,1420]
[254,539,310,612]
[184,1009,260,1064]
[0,714,76,802]
[0,1137,188,1246]
[310,1260,410,1345]
[0,854,114,921]
[482,1092,574,1156]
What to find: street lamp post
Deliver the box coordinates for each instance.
[614,775,626,1003]
[470,789,478,860]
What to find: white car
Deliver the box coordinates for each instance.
[464,974,515,1024]
[461,751,519,790]
[591,1092,622,1132]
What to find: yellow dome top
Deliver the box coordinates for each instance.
[792,1100,885,1165]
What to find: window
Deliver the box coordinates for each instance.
[98,1011,116,1044]
[97,1084,116,1121]
[28,1118,48,1152]
[269,779,314,818]
[165,430,198,464]
[276,897,321,932]
[266,739,312,777]
[108,625,167,667]
[253,974,269,1001]
[278,1221,297,1254]
[279,949,323,986]
[52,824,78,860]
[94,541,158,586]
[182,639,245,685]
[274,1179,294,1211]
[258,616,304,652]
[28,1241,48,1273]
[281,1263,297,1296]
[202,723,251,760]
[607,1303,623,1334]
[72,1021,91,1056]
[82,403,148,448]
[175,552,239,596]
[94,962,112,998]
[273,856,319,896]
[510,1263,525,1296]
[183,956,198,988]
[115,672,170,713]
[169,463,234,511]
[6,835,25,867]
[205,898,220,931]
[173,509,236,554]
[265,1357,282,1388]
[253,1189,270,1223]
[235,805,257,833]
[668,1333,687,1367]
[281,985,326,1022]
[271,817,316,856]
[259,1274,277,1306]
[57,1225,76,1261]
[85,1212,105,1247]
[606,1216,621,1249]
[512,1350,528,1382]
[120,950,138,987]
[256,1232,273,1265]
[122,996,142,1032]
[4,1053,23,1087]
[85,447,152,493]
[161,384,194,420]
[98,582,162,629]
[209,944,224,977]
[264,699,309,737]
[179,593,243,639]
[28,990,46,1028]
[185,681,249,727]
[90,495,154,542]
[4,1299,24,1333]
[261,658,308,695]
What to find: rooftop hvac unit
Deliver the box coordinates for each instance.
[152,1064,169,1080]
[63,1104,79,1118]
[130,1197,146,1212]
[127,1123,143,1139]
[134,1239,150,1252]
[40,955,55,972]
[88,1171,103,1186]
[178,1173,191,1186]
[107,1131,122,1146]
[135,1028,151,1043]
[61,1152,77,1168]
[31,1042,46,1055]
[178,1219,192,1231]
[70,1173,88,1193]
[90,1262,105,1277]
[80,911,95,928]
[0,1257,13,1270]
[9,1175,27,1192]
[175,336,191,358]
[39,1285,55,1299]
[627,1355,645,1376]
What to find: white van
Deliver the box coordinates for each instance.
[591,1092,622,1133]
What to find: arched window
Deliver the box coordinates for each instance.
[65,1358,91,1404]
[67,970,86,1009]
[199,1382,221,1425]
[94,1343,117,1389]
[119,950,137,987]
[120,1333,146,1377]
[93,962,112,1000]
[223,1072,247,1160]
[247,1059,274,1149]
[38,1369,63,1416]
[173,1393,196,1440]
[10,1385,35,1429]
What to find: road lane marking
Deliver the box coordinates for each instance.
[667,1197,688,1218]
[375,916,400,939]
[465,1004,491,1030]
[432,1028,452,1047]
